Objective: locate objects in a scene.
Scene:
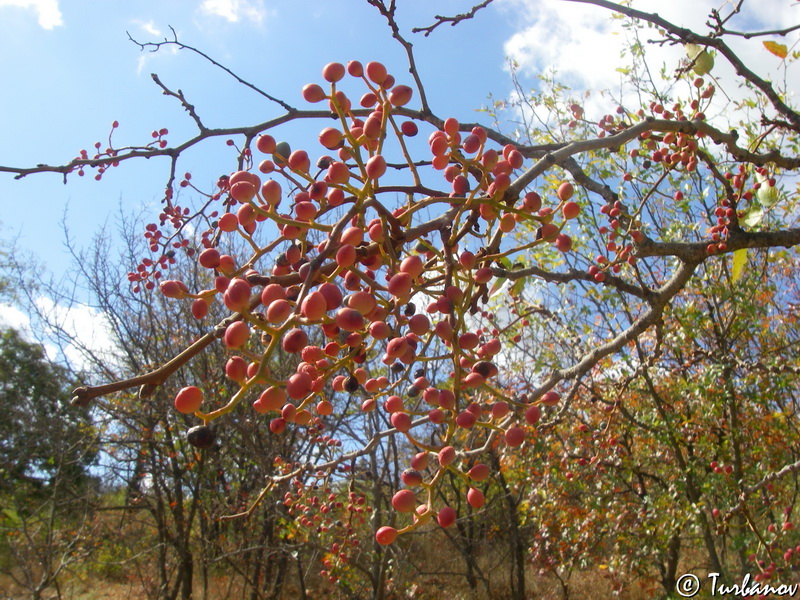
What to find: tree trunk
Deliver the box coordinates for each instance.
[660,531,681,593]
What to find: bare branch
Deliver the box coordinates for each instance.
[411,1,495,37]
[150,73,207,133]
[635,227,800,261]
[715,24,800,40]
[127,25,296,112]
[495,263,655,301]
[365,0,432,114]
[567,0,800,128]
[725,457,800,523]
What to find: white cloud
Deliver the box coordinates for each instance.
[199,0,269,24]
[33,297,120,374]
[0,303,33,336]
[136,55,149,76]
[0,0,62,29]
[132,18,162,37]
[500,0,799,125]
[0,303,60,362]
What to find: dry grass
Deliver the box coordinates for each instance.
[0,534,664,600]
[0,567,663,600]
[0,569,662,600]
[0,577,136,600]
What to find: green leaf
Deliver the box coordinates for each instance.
[2,508,22,526]
[757,184,780,208]
[741,208,764,228]
[755,172,780,207]
[732,248,747,283]
[489,276,508,297]
[685,44,714,75]
[511,276,527,297]
[685,44,701,60]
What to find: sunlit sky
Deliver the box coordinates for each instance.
[0,0,795,363]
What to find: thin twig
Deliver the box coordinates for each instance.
[366,0,431,114]
[411,1,495,37]
[127,25,296,112]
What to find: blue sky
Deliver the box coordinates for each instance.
[0,1,516,275]
[0,0,524,360]
[0,0,795,364]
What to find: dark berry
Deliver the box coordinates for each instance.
[344,375,360,393]
[472,360,497,378]
[186,425,216,449]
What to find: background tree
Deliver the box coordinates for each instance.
[0,328,98,600]
[0,328,96,489]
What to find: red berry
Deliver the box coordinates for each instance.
[365,61,388,85]
[375,526,398,545]
[557,182,574,201]
[335,308,364,332]
[438,446,456,467]
[302,83,326,103]
[391,489,416,513]
[282,328,309,354]
[174,386,203,414]
[401,468,423,487]
[286,372,313,400]
[223,321,250,349]
[505,426,525,447]
[225,356,248,382]
[541,391,561,406]
[555,233,573,253]
[198,248,221,269]
[223,278,252,312]
[525,404,541,425]
[437,506,456,528]
[474,267,493,284]
[468,464,490,482]
[301,291,328,322]
[347,60,363,77]
[467,488,484,509]
[256,134,276,154]
[389,85,413,107]
[255,387,285,413]
[391,412,412,432]
[322,62,345,83]
[365,155,387,179]
[191,299,208,320]
[400,121,418,137]
[562,201,580,219]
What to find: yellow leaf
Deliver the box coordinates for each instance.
[763,41,788,59]
[732,248,747,283]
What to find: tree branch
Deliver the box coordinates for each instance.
[127,26,296,112]
[567,0,800,128]
[411,1,495,37]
